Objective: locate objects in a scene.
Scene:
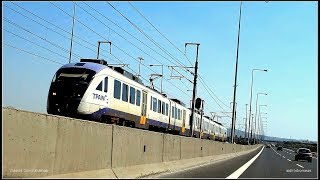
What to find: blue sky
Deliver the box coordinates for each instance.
[2,1,318,141]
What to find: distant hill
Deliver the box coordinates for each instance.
[226,128,316,143]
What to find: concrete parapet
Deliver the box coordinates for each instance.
[3,107,262,178]
[163,134,181,162]
[111,125,164,168]
[180,136,202,159]
[3,108,113,178]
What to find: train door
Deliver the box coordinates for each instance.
[182,110,186,134]
[139,91,147,126]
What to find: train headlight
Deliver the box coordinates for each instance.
[53,92,56,95]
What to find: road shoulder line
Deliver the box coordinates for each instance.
[226,146,264,179]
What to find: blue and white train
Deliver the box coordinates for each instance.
[47,59,227,141]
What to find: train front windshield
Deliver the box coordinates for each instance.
[47,67,96,115]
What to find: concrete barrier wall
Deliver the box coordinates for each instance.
[3,107,261,178]
[3,108,113,178]
[111,125,163,168]
[180,136,202,159]
[163,134,181,162]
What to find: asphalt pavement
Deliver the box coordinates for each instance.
[156,145,317,178]
[240,146,317,178]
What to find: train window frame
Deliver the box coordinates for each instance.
[104,77,108,93]
[166,103,168,116]
[175,107,178,119]
[136,90,141,106]
[129,86,135,105]
[150,96,153,110]
[122,83,129,102]
[96,81,103,91]
[172,106,174,118]
[161,101,166,115]
[113,79,121,99]
[153,97,157,112]
[158,99,162,114]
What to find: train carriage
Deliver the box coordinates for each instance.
[47,58,226,141]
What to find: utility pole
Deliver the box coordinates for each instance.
[199,100,204,139]
[245,104,248,143]
[137,57,144,78]
[69,1,76,63]
[185,43,200,137]
[231,1,242,144]
[250,114,253,144]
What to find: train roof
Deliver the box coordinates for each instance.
[59,59,186,103]
[170,99,185,107]
[61,61,106,73]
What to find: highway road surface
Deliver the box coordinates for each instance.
[156,145,317,178]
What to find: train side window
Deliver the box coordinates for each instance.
[158,100,161,113]
[122,83,128,102]
[175,107,178,119]
[104,77,108,93]
[150,96,153,110]
[177,109,180,120]
[172,106,174,118]
[129,87,135,104]
[166,103,168,116]
[153,97,157,112]
[136,90,141,106]
[96,81,103,91]
[162,102,165,115]
[114,80,121,99]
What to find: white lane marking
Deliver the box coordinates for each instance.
[287,159,291,161]
[284,148,294,152]
[296,164,304,168]
[282,156,286,158]
[226,146,264,179]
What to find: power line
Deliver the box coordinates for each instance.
[3,17,83,60]
[3,42,64,65]
[7,2,121,64]
[125,1,233,112]
[82,2,189,70]
[127,1,194,67]
[106,2,194,75]
[4,29,69,61]
[198,76,232,111]
[80,2,195,91]
[49,1,190,100]
[5,3,189,104]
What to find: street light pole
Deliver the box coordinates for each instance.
[258,105,267,142]
[245,103,248,142]
[231,1,242,144]
[253,93,267,144]
[248,69,267,143]
[250,114,253,144]
[185,43,200,137]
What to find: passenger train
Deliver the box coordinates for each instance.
[47,59,227,141]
